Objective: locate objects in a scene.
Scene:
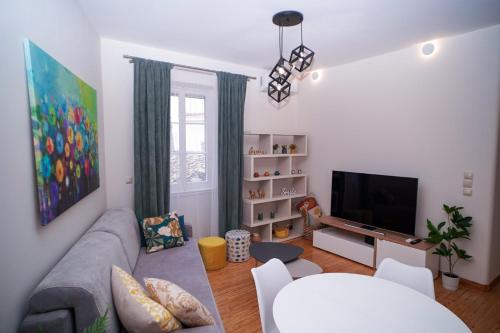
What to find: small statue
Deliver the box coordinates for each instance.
[274,170,280,176]
[281,144,287,154]
[257,212,264,221]
[249,190,256,199]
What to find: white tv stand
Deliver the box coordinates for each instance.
[313,216,439,278]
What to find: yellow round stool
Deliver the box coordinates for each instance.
[198,237,227,271]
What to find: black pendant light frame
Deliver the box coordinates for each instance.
[268,10,315,103]
[289,23,315,72]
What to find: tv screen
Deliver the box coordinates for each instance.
[331,171,418,235]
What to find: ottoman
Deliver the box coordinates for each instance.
[198,236,227,270]
[225,230,251,262]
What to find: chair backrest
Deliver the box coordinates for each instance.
[375,258,435,299]
[251,258,293,333]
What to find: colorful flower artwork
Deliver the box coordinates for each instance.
[24,40,99,225]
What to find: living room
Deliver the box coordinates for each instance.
[1,1,500,332]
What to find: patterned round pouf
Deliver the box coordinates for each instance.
[225,229,251,262]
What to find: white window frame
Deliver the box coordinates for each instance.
[170,81,216,194]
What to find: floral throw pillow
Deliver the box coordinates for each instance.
[145,278,215,327]
[142,213,185,253]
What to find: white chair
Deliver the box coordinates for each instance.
[251,258,293,333]
[375,258,435,299]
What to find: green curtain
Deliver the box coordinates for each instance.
[133,58,173,220]
[217,72,247,236]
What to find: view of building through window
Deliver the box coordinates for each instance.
[170,93,208,190]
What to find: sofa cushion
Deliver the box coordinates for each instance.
[29,231,130,333]
[133,241,224,333]
[140,214,189,246]
[142,214,185,253]
[145,278,215,327]
[88,207,141,268]
[112,266,181,333]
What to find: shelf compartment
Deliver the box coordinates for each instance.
[244,133,271,155]
[291,155,306,175]
[272,176,307,198]
[253,157,290,179]
[243,179,271,203]
[242,224,272,242]
[272,217,304,242]
[272,134,307,155]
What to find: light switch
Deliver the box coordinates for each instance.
[463,179,473,188]
[464,172,473,180]
[463,188,472,196]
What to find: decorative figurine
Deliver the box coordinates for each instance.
[274,170,280,176]
[289,143,297,154]
[256,189,265,199]
[249,190,256,199]
[291,169,296,174]
[270,211,276,219]
[298,169,302,174]
[281,187,290,196]
[257,212,264,221]
[249,146,255,155]
[281,144,287,154]
[264,171,270,177]
[273,144,279,154]
[253,172,260,178]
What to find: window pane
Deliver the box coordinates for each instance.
[186,153,206,183]
[171,95,179,123]
[170,123,179,151]
[186,124,205,153]
[186,96,205,123]
[170,152,179,184]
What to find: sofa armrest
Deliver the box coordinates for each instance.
[19,310,74,333]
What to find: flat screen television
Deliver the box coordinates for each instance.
[331,171,418,235]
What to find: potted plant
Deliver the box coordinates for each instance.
[425,204,473,291]
[289,143,297,154]
[273,143,279,154]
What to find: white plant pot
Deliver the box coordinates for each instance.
[442,273,460,291]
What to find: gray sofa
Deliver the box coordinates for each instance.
[19,208,224,333]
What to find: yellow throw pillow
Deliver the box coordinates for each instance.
[145,278,216,327]
[111,266,182,333]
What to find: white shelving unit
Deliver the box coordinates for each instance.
[242,132,308,242]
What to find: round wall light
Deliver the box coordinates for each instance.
[421,42,436,57]
[311,71,320,81]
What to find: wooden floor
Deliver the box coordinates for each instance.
[207,238,500,333]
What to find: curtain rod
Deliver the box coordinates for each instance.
[123,55,256,81]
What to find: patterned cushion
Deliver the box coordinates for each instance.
[111,266,182,333]
[142,213,185,253]
[145,278,216,327]
[139,213,188,246]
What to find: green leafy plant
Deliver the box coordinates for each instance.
[425,204,473,277]
[84,308,109,333]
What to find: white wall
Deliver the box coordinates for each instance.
[298,25,500,284]
[100,38,300,236]
[0,0,107,331]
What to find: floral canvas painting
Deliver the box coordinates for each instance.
[24,40,99,225]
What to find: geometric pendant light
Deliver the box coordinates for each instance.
[289,23,315,72]
[268,10,315,103]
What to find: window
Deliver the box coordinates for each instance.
[170,86,214,193]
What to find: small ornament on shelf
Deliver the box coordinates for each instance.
[257,212,264,221]
[270,211,276,219]
[281,144,287,154]
[249,190,256,199]
[298,169,302,174]
[253,172,260,178]
[256,189,266,199]
[273,144,279,154]
[281,187,290,196]
[289,143,297,154]
[248,147,265,155]
[274,170,280,176]
[264,171,270,177]
[291,169,296,174]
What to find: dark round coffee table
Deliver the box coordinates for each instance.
[249,242,304,264]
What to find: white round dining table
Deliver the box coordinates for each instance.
[273,273,470,333]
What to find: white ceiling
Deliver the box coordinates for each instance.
[78,0,500,69]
